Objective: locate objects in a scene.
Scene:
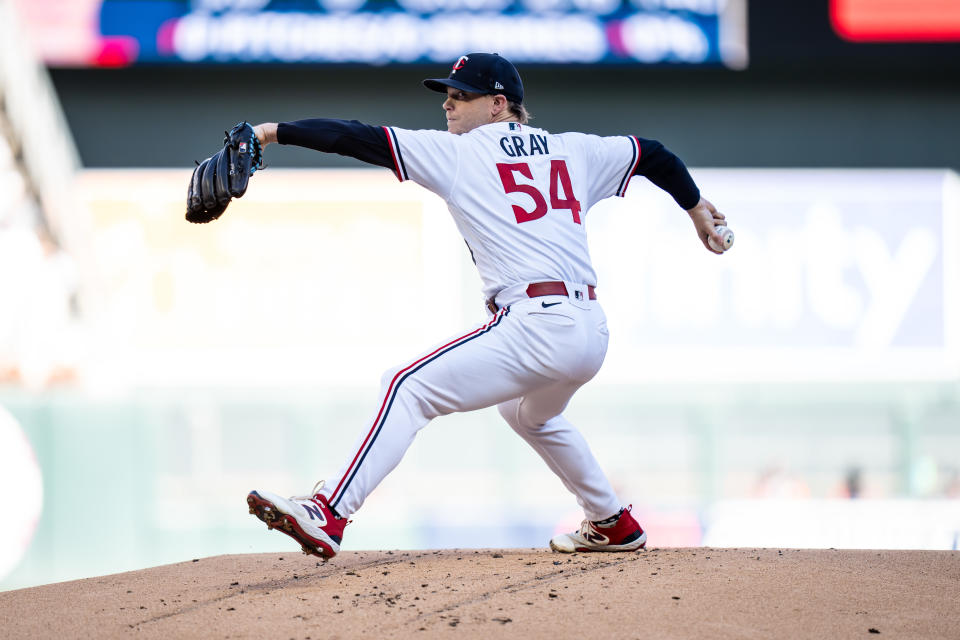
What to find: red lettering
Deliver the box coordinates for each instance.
[549,159,582,224]
[497,163,548,223]
[496,160,582,225]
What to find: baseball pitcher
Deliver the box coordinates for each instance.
[188,53,728,557]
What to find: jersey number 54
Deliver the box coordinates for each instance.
[496,160,582,225]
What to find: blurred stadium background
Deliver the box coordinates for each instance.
[1,0,959,590]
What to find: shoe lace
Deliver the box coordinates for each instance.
[291,480,326,501]
[579,519,596,537]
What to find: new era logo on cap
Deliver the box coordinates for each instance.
[422,53,524,105]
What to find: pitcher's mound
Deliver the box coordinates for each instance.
[2,548,958,639]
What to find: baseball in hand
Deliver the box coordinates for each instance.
[708,225,735,252]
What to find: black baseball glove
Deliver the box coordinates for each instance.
[186,121,263,224]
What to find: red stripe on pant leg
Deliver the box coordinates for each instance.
[329,308,508,502]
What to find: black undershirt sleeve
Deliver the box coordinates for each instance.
[277,119,395,171]
[633,137,701,210]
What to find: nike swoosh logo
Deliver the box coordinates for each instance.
[541,301,562,308]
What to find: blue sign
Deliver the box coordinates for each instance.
[87,0,746,66]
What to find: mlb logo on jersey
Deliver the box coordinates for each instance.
[239,142,247,152]
[509,123,521,131]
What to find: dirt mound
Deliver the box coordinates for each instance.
[2,548,958,639]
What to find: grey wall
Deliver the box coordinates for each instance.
[51,65,960,170]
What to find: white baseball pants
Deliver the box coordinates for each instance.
[319,287,622,521]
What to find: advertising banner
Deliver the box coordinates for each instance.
[14,0,747,67]
[592,169,959,383]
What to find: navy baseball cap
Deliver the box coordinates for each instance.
[423,53,524,104]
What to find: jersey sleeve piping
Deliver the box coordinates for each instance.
[383,127,409,182]
[615,136,642,197]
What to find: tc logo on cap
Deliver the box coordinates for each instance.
[452,55,469,71]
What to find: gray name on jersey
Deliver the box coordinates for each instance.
[499,134,550,158]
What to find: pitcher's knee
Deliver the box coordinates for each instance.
[497,399,521,429]
[501,400,551,433]
[517,414,549,432]
[378,364,426,400]
[382,367,451,422]
[379,364,404,393]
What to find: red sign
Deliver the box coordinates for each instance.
[831,0,960,42]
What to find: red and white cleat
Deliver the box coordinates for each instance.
[247,482,347,559]
[549,505,647,553]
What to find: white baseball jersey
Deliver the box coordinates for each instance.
[384,122,641,300]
